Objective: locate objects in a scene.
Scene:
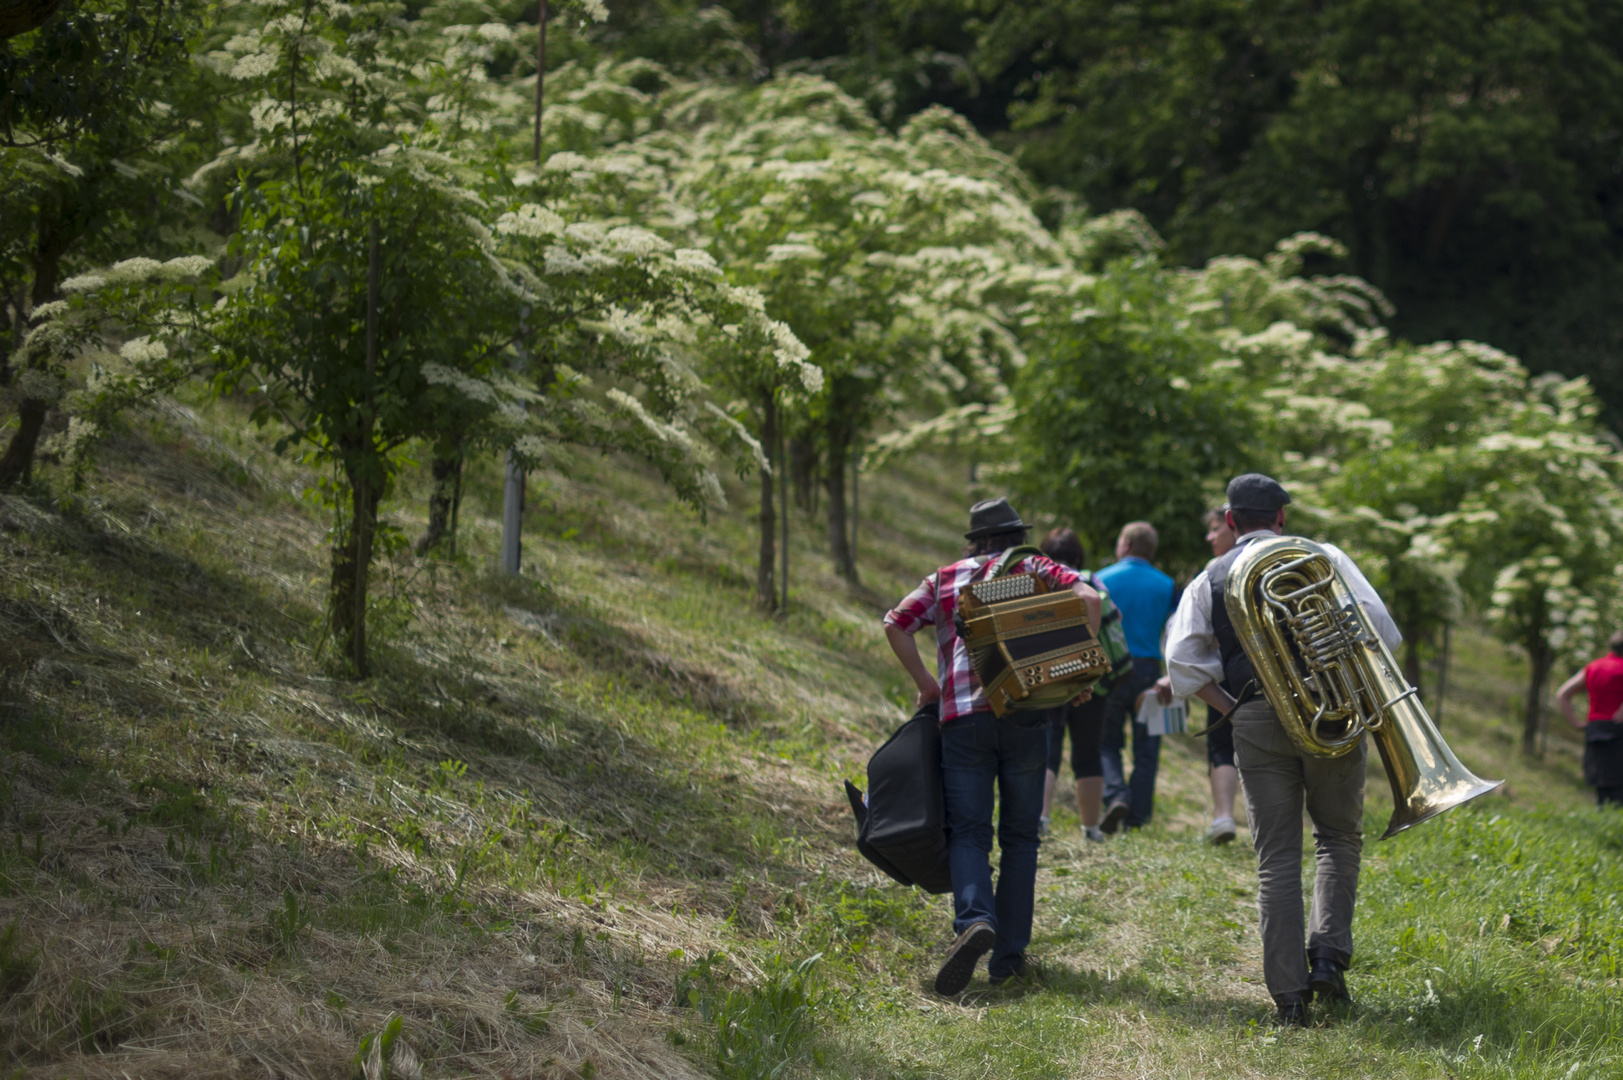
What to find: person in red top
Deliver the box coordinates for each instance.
[1555,630,1623,807]
[885,498,1102,994]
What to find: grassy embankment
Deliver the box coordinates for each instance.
[0,390,1619,1079]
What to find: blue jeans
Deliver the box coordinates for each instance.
[939,709,1048,979]
[1100,657,1164,827]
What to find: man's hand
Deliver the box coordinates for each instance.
[886,623,942,712]
[1153,675,1174,706]
[1069,688,1093,706]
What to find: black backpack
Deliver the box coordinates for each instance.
[842,702,952,894]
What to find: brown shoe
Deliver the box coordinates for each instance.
[934,922,996,995]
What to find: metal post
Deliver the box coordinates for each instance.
[502,449,522,573]
[779,422,789,612]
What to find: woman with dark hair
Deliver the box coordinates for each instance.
[1038,527,1131,841]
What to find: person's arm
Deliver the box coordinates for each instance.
[885,624,941,707]
[1328,544,1402,649]
[1071,579,1102,635]
[1164,574,1225,700]
[1556,669,1588,729]
[1193,681,1236,715]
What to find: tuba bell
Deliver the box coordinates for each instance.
[1225,535,1502,839]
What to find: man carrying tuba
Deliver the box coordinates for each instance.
[1163,474,1402,1027]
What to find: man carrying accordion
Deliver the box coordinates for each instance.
[883,498,1103,995]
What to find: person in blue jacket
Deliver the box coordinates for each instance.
[1095,521,1176,832]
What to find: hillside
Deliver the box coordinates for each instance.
[1,395,1619,1080]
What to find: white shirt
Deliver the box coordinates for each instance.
[1164,531,1402,701]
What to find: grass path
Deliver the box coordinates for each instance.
[0,395,1617,1079]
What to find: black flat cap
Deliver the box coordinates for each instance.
[965,497,1027,539]
[1226,473,1291,513]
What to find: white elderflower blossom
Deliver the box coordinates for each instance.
[765,243,823,262]
[61,273,106,294]
[699,469,726,508]
[16,369,65,403]
[313,52,363,81]
[513,434,549,462]
[250,98,292,133]
[45,153,84,178]
[673,248,719,274]
[544,151,594,173]
[704,402,769,472]
[120,337,169,363]
[563,221,607,246]
[718,284,767,313]
[422,363,499,404]
[231,51,278,79]
[496,203,566,238]
[606,226,671,257]
[46,417,102,462]
[607,389,695,451]
[29,301,69,321]
[476,22,513,41]
[578,0,609,22]
[599,306,647,344]
[106,257,164,282]
[162,255,214,278]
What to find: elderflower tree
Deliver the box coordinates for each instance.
[52,0,812,677]
[1442,371,1623,750]
[0,0,221,489]
[658,75,1062,583]
[1233,274,1623,731]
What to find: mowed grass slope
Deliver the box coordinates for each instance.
[0,391,1616,1079]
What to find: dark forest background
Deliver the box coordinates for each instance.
[604,0,1623,419]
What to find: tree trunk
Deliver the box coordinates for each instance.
[1402,626,1424,698]
[415,450,463,555]
[824,426,856,583]
[0,200,75,489]
[789,436,818,512]
[1434,624,1450,726]
[0,286,28,386]
[331,470,382,677]
[756,392,777,610]
[0,397,48,489]
[1523,636,1552,756]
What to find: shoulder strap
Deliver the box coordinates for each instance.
[987,544,1045,579]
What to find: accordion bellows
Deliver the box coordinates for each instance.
[959,571,1112,717]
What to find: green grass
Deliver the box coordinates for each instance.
[0,386,1616,1078]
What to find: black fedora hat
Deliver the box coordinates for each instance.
[965,497,1027,540]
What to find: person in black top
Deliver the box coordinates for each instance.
[1036,528,1120,842]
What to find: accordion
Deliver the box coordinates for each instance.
[957,558,1111,718]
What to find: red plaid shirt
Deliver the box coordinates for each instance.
[884,553,1081,723]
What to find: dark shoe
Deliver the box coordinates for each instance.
[935,922,996,995]
[988,955,1033,987]
[1309,959,1349,1004]
[1100,800,1130,835]
[1273,994,1309,1028]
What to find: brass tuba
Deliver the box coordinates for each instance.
[1225,535,1502,839]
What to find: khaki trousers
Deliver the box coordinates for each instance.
[1232,699,1365,1001]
